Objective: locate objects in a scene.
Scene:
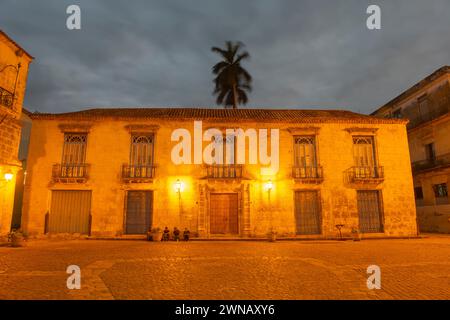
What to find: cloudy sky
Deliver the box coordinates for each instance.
[1,0,450,114]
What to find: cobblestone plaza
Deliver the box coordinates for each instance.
[0,236,449,300]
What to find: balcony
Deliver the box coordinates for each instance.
[122,164,155,183]
[205,164,243,179]
[292,165,323,183]
[412,153,450,174]
[346,166,384,184]
[52,163,90,183]
[0,87,14,109]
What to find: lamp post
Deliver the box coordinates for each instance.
[174,179,183,220]
[264,180,275,240]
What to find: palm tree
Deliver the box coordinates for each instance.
[211,41,252,109]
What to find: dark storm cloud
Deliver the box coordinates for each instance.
[1,0,450,113]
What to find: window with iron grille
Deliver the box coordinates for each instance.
[62,133,87,164]
[433,183,448,198]
[433,183,448,205]
[357,190,383,233]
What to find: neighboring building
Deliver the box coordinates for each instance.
[0,30,33,235]
[371,66,450,233]
[22,108,417,239]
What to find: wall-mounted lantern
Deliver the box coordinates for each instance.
[264,179,273,192]
[174,179,184,193]
[4,172,13,182]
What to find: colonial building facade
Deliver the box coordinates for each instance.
[22,108,417,239]
[0,30,33,234]
[372,66,450,233]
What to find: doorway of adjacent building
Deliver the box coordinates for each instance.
[49,190,92,234]
[209,193,239,235]
[125,191,153,234]
[294,191,321,235]
[357,190,383,233]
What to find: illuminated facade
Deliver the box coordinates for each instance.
[0,30,33,235]
[372,66,450,233]
[22,108,417,239]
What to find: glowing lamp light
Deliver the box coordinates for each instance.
[264,180,273,191]
[174,179,184,193]
[4,172,13,182]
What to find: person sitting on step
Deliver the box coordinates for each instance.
[162,226,170,241]
[173,227,180,241]
[183,228,190,241]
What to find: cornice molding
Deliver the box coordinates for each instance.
[58,123,93,133]
[125,124,160,133]
[345,127,379,135]
[287,127,321,135]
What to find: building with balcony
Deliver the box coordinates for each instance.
[21,108,417,239]
[0,30,33,235]
[371,66,450,233]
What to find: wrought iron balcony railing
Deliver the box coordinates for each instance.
[52,163,90,182]
[0,86,14,109]
[205,164,243,179]
[412,153,450,173]
[292,165,323,183]
[346,166,384,184]
[122,164,155,182]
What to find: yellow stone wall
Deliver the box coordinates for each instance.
[22,117,417,238]
[0,32,32,234]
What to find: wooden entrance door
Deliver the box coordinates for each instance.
[126,191,153,234]
[294,191,321,235]
[210,193,239,234]
[49,190,91,234]
[357,190,383,233]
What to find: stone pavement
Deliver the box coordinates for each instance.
[0,236,449,299]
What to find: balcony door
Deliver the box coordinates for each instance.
[294,136,317,178]
[61,133,87,178]
[129,135,154,178]
[353,136,376,178]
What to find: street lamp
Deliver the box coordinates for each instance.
[264,179,275,237]
[174,179,185,221]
